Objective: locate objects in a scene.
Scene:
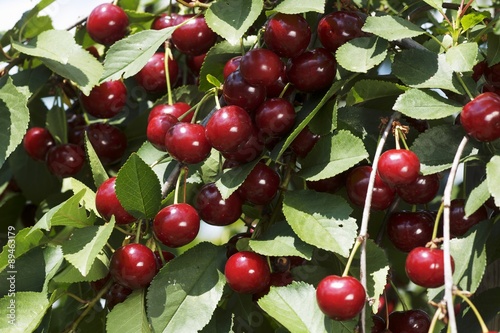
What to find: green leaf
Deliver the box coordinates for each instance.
[456,287,500,332]
[445,43,479,72]
[70,177,98,216]
[393,88,462,120]
[0,292,50,333]
[215,158,260,199]
[205,0,263,45]
[101,27,175,82]
[45,105,67,144]
[118,0,140,11]
[12,30,103,95]
[85,132,109,188]
[461,11,491,31]
[487,33,500,66]
[107,290,151,333]
[336,37,388,73]
[465,179,490,217]
[272,0,326,14]
[199,306,233,333]
[52,253,108,284]
[283,190,358,257]
[23,15,53,39]
[487,155,500,207]
[298,130,369,181]
[346,80,406,106]
[422,0,443,10]
[0,77,30,169]
[0,227,46,272]
[116,153,161,219]
[249,222,314,260]
[147,242,227,333]
[206,74,222,88]
[362,16,424,41]
[62,220,114,276]
[50,189,96,228]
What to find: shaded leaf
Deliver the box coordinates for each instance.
[486,33,500,66]
[362,16,424,41]
[336,37,388,73]
[85,132,109,188]
[346,80,406,106]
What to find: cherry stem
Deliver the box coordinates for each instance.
[388,279,409,311]
[342,237,362,277]
[397,128,410,150]
[442,136,469,333]
[278,82,291,99]
[135,220,142,243]
[455,72,474,101]
[455,289,490,333]
[431,202,445,241]
[173,165,187,205]
[428,306,443,333]
[64,292,89,304]
[164,44,174,105]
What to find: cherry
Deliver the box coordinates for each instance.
[484,62,500,87]
[105,283,133,310]
[164,122,212,164]
[239,162,280,205]
[147,113,178,151]
[223,56,241,80]
[223,70,266,113]
[151,13,180,30]
[95,177,136,225]
[171,15,217,56]
[266,70,290,98]
[254,98,296,138]
[472,60,488,82]
[290,126,320,158]
[86,3,129,45]
[405,247,455,288]
[371,315,386,333]
[153,203,200,248]
[377,149,420,187]
[194,182,243,226]
[46,144,86,178]
[86,46,100,59]
[388,309,431,333]
[222,127,265,163]
[240,48,283,87]
[450,198,488,237]
[395,173,440,205]
[345,165,396,210]
[226,232,252,258]
[225,251,271,294]
[264,13,311,58]
[186,53,206,75]
[306,174,345,194]
[90,273,110,292]
[86,123,127,165]
[23,127,56,161]
[317,11,365,53]
[316,275,366,321]
[80,80,127,119]
[386,211,434,252]
[286,48,337,92]
[67,112,87,146]
[148,102,192,123]
[135,52,179,94]
[109,243,157,289]
[154,250,175,272]
[205,105,253,153]
[460,92,500,142]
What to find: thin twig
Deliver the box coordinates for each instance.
[161,163,182,198]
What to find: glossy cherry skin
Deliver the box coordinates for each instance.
[105,283,133,310]
[80,80,127,119]
[222,126,265,163]
[109,243,157,290]
[377,149,420,187]
[239,162,280,205]
[386,211,434,252]
[86,123,127,165]
[286,48,337,93]
[147,114,178,151]
[186,53,206,75]
[240,48,283,87]
[153,203,200,248]
[194,182,243,226]
[223,56,241,80]
[460,92,500,142]
[264,13,311,58]
[317,11,365,52]
[171,15,217,56]
[396,173,440,205]
[307,174,345,194]
[290,126,320,159]
[450,198,488,237]
[405,247,455,288]
[46,144,86,178]
[388,309,431,333]
[205,105,253,153]
[86,3,128,45]
[223,70,266,113]
[148,102,192,123]
[345,165,396,210]
[95,177,136,225]
[225,251,271,294]
[135,52,179,94]
[316,275,366,321]
[255,98,296,138]
[164,122,212,164]
[151,13,180,30]
[23,127,56,161]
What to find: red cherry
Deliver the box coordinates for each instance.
[290,126,320,158]
[95,177,136,225]
[171,15,217,56]
[46,144,86,178]
[460,92,500,142]
[153,203,200,248]
[405,247,455,288]
[153,250,175,272]
[388,309,431,333]
[395,173,440,205]
[266,70,290,98]
[371,315,386,333]
[286,48,337,92]
[239,162,281,205]
[225,251,271,294]
[147,114,178,151]
[222,126,265,163]
[186,53,206,75]
[151,13,180,30]
[86,123,127,165]
[223,70,266,113]
[254,98,296,138]
[450,198,488,237]
[194,182,243,226]
[86,46,100,59]
[105,283,133,310]
[148,102,192,123]
[386,211,434,252]
[377,149,420,187]
[345,165,396,210]
[80,80,127,119]
[306,174,345,194]
[316,275,366,321]
[23,127,56,161]
[86,3,128,45]
[240,48,283,87]
[223,56,241,80]
[317,11,365,52]
[109,243,157,290]
[164,122,212,164]
[135,52,179,94]
[264,13,311,58]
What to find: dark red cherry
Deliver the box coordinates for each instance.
[80,80,127,119]
[316,275,366,321]
[345,165,396,210]
[225,251,271,294]
[135,52,179,94]
[222,126,265,163]
[153,250,175,272]
[239,162,280,205]
[377,149,420,187]
[405,247,455,288]
[23,127,56,161]
[386,211,434,252]
[460,92,500,142]
[205,105,253,153]
[46,144,86,178]
[109,243,157,290]
[472,60,488,82]
[450,198,488,237]
[171,15,217,56]
[223,70,266,113]
[255,98,296,138]
[223,56,241,80]
[396,173,440,205]
[240,48,283,87]
[86,46,100,59]
[147,114,178,151]
[226,232,252,258]
[266,70,290,98]
[317,11,365,52]
[484,62,500,87]
[291,126,320,158]
[105,283,133,310]
[151,13,180,30]
[86,3,128,45]
[86,123,127,165]
[148,102,192,123]
[95,177,136,225]
[164,122,212,164]
[286,48,337,92]
[194,182,243,226]
[306,173,345,194]
[186,53,206,75]
[264,13,311,58]
[153,203,200,248]
[388,309,431,333]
